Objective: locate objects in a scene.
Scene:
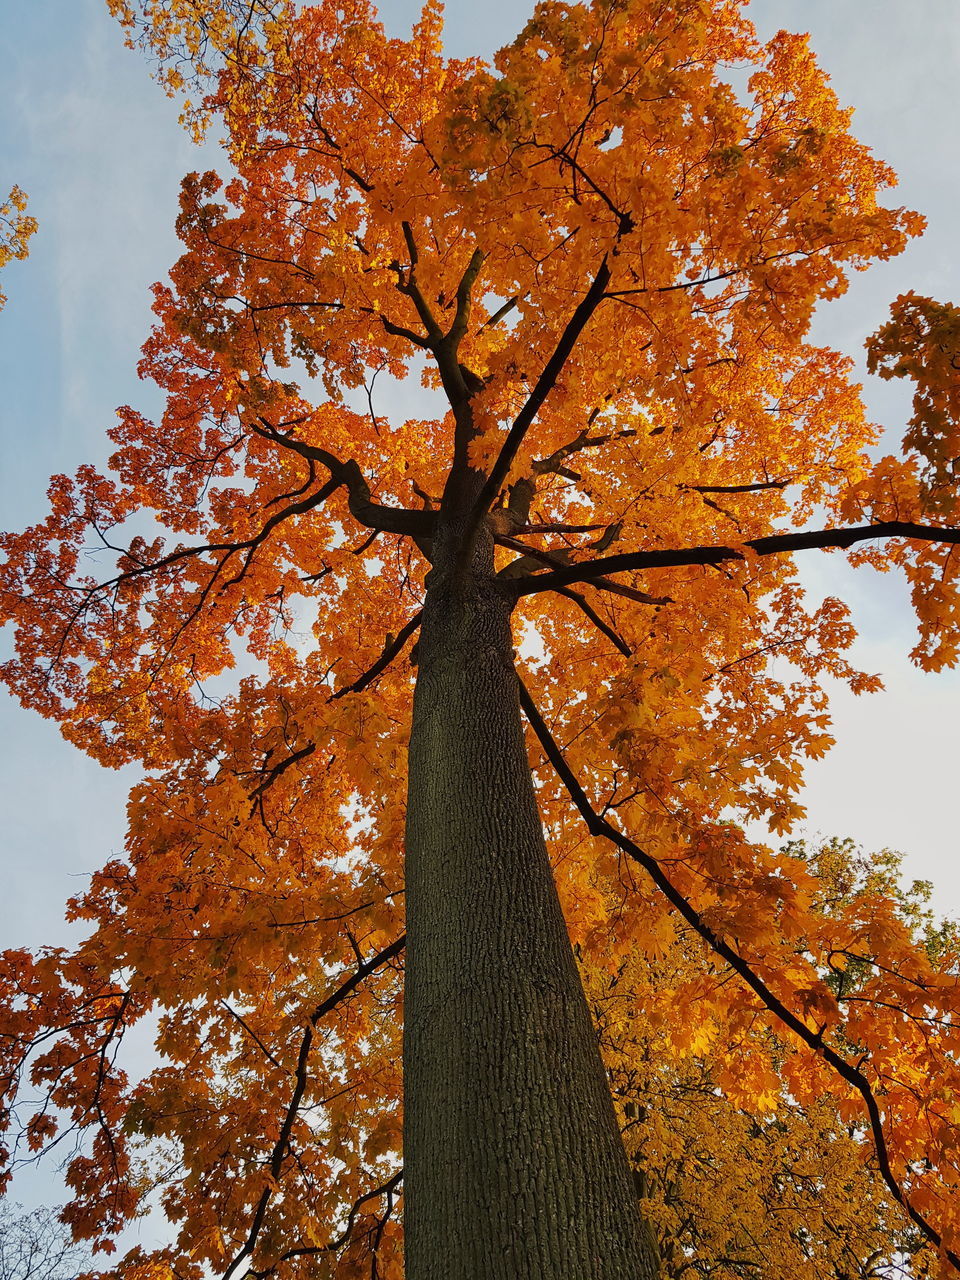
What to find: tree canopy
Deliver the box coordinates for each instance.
[1,2,960,1277]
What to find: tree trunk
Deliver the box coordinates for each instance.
[403,528,657,1278]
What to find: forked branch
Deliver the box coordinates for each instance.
[254,418,435,537]
[462,253,613,544]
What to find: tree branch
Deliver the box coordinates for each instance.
[553,586,632,656]
[497,534,669,606]
[394,222,444,345]
[532,427,638,479]
[686,479,789,495]
[218,1000,285,1072]
[462,253,613,540]
[307,934,405,1026]
[446,247,486,349]
[512,521,960,596]
[248,742,317,805]
[479,294,520,333]
[516,677,960,1272]
[221,935,406,1280]
[253,418,435,536]
[330,610,423,699]
[248,1170,404,1278]
[246,614,422,814]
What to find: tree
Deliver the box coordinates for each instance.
[0,1202,91,1280]
[1,0,960,1276]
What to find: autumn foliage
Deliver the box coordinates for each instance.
[0,187,37,315]
[2,1,960,1276]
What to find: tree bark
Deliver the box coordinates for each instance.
[403,527,657,1278]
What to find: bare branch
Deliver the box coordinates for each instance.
[687,479,789,495]
[479,294,520,333]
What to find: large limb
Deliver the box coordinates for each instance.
[497,534,669,607]
[512,520,960,596]
[517,678,960,1272]
[460,254,613,541]
[253,418,435,537]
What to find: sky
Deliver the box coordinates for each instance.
[1,0,959,1219]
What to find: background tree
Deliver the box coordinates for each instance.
[0,1203,91,1280]
[2,0,960,1276]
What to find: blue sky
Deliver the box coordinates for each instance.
[1,0,960,1219]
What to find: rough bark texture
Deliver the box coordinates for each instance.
[403,528,658,1278]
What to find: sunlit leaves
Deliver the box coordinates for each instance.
[868,293,960,512]
[0,0,959,1273]
[0,187,37,312]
